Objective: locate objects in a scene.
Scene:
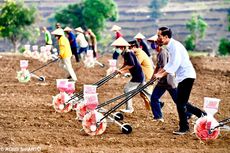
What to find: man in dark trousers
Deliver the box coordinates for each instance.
[111,37,151,113]
[154,27,206,135]
[64,27,79,62]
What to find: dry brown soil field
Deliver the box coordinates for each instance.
[0,53,229,153]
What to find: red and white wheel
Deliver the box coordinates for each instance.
[194,115,220,141]
[76,102,88,121]
[82,111,107,136]
[17,69,31,83]
[52,92,72,113]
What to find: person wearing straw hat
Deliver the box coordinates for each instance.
[51,28,77,81]
[110,25,123,60]
[64,27,79,63]
[134,32,151,57]
[75,27,88,60]
[154,27,206,135]
[111,37,151,113]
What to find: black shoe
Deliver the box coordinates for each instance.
[67,76,72,79]
[173,129,190,135]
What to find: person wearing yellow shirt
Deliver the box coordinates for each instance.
[51,28,77,81]
[128,40,154,110]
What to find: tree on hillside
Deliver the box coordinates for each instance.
[0,0,37,52]
[149,0,168,20]
[184,14,208,51]
[54,0,118,40]
[218,10,230,55]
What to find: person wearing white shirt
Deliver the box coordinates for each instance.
[75,27,88,60]
[154,27,206,135]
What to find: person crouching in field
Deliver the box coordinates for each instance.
[111,37,151,113]
[51,28,77,81]
[154,27,206,135]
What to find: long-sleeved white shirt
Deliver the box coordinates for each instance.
[163,38,196,83]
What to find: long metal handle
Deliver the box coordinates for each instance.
[97,83,143,109]
[65,71,119,105]
[30,58,59,73]
[210,117,230,132]
[97,78,157,124]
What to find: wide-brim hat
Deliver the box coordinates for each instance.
[147,35,158,42]
[51,28,64,36]
[75,27,84,33]
[134,32,145,39]
[64,26,72,32]
[111,37,130,47]
[110,25,121,31]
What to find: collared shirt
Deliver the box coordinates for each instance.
[58,36,72,59]
[133,48,153,81]
[163,38,196,83]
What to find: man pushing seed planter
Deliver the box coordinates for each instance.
[111,37,152,113]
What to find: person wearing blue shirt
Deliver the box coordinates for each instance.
[64,27,79,62]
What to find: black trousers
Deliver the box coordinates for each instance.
[71,47,80,62]
[176,78,204,131]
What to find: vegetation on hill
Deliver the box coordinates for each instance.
[54,0,118,40]
[184,14,208,51]
[0,0,38,52]
[218,9,230,56]
[149,0,168,20]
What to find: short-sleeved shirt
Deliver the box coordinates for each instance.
[133,48,153,81]
[122,50,144,83]
[58,36,72,59]
[67,32,78,49]
[45,31,52,45]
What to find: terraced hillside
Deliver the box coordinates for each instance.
[0,0,229,52]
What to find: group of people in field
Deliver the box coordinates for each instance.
[43,23,207,135]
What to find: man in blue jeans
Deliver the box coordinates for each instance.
[149,35,177,122]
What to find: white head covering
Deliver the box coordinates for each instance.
[63,26,72,32]
[111,37,130,47]
[134,32,145,39]
[147,35,158,42]
[110,25,121,31]
[51,28,64,36]
[75,27,84,33]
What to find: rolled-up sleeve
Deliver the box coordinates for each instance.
[163,45,181,74]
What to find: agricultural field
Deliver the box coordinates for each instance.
[0,53,229,152]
